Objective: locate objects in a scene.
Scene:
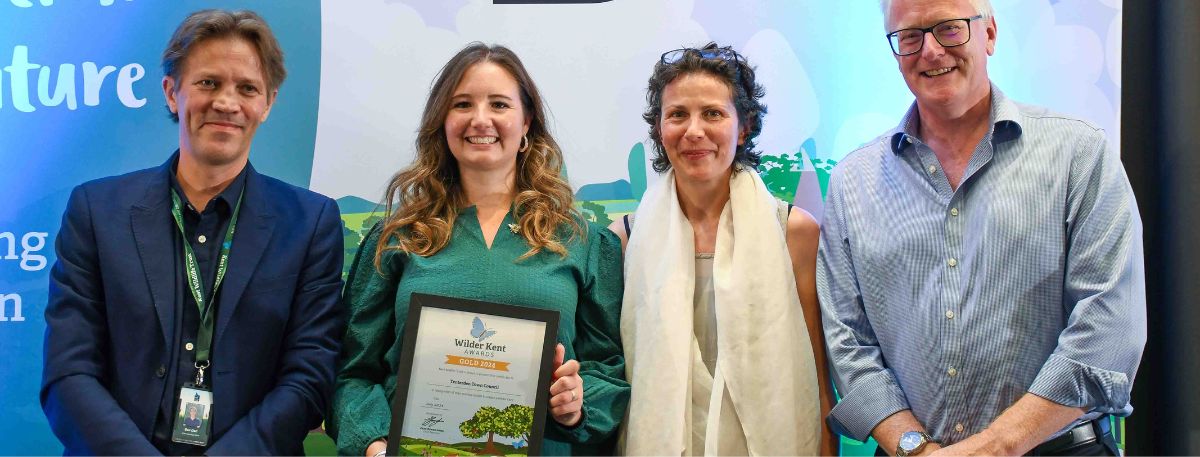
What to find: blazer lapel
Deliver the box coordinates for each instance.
[214,165,275,349]
[131,156,178,349]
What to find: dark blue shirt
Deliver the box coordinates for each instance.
[151,156,247,455]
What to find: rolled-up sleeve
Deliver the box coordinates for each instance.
[1027,130,1145,413]
[816,167,911,441]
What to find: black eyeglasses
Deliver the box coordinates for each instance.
[886,15,984,56]
[660,46,746,66]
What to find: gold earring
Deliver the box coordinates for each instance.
[519,135,530,153]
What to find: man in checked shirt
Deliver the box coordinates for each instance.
[817,0,1145,455]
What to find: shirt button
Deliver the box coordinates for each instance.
[950,208,959,217]
[947,258,958,267]
[185,342,194,351]
[955,423,965,432]
[946,310,955,319]
[155,365,167,378]
[948,366,958,377]
[927,165,937,174]
[198,235,207,244]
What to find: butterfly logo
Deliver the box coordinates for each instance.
[471,316,497,342]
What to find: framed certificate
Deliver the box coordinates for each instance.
[386,293,560,456]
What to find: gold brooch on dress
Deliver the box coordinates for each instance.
[508,223,520,234]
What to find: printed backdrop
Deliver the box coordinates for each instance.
[0,0,1121,454]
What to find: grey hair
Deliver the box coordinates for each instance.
[880,0,994,29]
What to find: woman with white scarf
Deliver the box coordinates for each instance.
[610,43,834,456]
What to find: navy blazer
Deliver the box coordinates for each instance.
[42,154,345,455]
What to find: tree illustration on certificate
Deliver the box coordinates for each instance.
[458,404,535,456]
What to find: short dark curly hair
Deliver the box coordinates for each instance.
[642,42,767,173]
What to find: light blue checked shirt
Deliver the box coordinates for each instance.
[816,85,1146,445]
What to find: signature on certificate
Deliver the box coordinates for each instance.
[422,415,445,427]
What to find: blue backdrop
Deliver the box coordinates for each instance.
[0,1,320,454]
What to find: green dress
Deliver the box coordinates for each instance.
[330,207,629,456]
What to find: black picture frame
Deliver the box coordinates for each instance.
[386,293,560,456]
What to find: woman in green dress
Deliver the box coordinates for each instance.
[330,43,629,456]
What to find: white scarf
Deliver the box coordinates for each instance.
[620,169,820,456]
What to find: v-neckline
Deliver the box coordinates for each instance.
[462,205,513,251]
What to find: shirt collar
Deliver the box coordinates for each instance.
[168,152,249,214]
[890,82,1024,154]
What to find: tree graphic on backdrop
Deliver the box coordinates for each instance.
[360,215,383,234]
[459,404,534,455]
[581,200,613,226]
[627,142,647,201]
[759,152,803,203]
[341,219,360,276]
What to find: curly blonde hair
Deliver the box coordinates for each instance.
[375,43,581,264]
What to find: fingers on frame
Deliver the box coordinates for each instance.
[551,402,582,417]
[549,375,580,395]
[554,359,581,377]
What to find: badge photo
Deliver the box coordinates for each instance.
[171,385,213,446]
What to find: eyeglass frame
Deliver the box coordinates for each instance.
[885,14,985,56]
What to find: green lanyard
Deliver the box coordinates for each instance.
[169,187,243,387]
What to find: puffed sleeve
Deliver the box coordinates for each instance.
[329,223,404,456]
[547,224,630,447]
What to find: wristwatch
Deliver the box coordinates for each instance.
[896,431,936,456]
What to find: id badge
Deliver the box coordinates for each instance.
[171,384,213,446]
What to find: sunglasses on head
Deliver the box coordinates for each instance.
[660,46,746,65]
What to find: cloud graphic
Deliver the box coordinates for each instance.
[312,0,713,200]
[312,0,1120,201]
[990,0,1119,144]
[1106,13,1120,87]
[391,0,470,32]
[742,29,819,160]
[833,112,896,161]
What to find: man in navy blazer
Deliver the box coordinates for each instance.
[41,10,344,455]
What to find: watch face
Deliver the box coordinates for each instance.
[899,432,923,451]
